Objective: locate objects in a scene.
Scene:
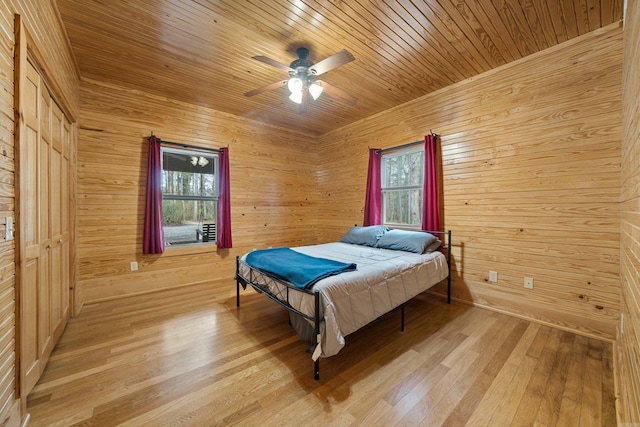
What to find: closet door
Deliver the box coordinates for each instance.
[61,117,71,319]
[18,58,71,397]
[50,102,69,335]
[38,81,54,364]
[19,59,47,396]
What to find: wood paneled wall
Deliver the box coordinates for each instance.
[75,79,320,311]
[2,1,79,120]
[318,24,623,341]
[0,7,17,422]
[0,1,78,424]
[617,0,640,422]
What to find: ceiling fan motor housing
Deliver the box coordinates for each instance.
[289,47,315,75]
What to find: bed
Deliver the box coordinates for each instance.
[235,226,452,379]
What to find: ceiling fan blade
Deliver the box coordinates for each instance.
[251,55,294,72]
[244,80,288,97]
[310,50,355,75]
[298,89,309,114]
[316,80,358,106]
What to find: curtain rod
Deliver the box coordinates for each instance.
[376,131,438,154]
[149,135,223,154]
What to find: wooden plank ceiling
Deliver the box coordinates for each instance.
[55,0,623,136]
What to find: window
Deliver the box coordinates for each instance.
[161,147,218,246]
[381,148,424,227]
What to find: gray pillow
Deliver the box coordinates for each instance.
[340,225,389,247]
[425,239,442,252]
[375,229,438,254]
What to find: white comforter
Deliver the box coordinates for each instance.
[240,242,448,357]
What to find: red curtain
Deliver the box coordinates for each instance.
[143,135,165,254]
[363,148,382,226]
[217,147,232,249]
[422,134,440,231]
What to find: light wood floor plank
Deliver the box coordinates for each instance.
[486,322,539,426]
[511,327,564,426]
[438,319,530,426]
[579,339,606,427]
[601,339,617,423]
[535,331,576,426]
[423,318,527,426]
[26,283,616,426]
[557,335,588,425]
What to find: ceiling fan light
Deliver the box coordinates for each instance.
[287,77,303,94]
[190,156,198,166]
[289,91,303,104]
[198,156,209,167]
[309,82,323,100]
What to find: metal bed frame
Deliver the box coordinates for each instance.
[235,229,452,380]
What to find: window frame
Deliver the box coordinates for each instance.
[160,146,219,247]
[380,147,424,229]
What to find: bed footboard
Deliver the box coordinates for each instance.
[236,256,322,379]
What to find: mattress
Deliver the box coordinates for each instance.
[240,242,448,357]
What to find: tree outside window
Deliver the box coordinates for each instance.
[381,148,423,227]
[161,147,218,246]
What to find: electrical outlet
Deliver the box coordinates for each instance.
[524,277,534,289]
[489,271,498,283]
[130,261,138,271]
[621,313,625,333]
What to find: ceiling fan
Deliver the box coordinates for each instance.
[244,47,358,114]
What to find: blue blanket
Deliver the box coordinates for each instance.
[245,248,357,289]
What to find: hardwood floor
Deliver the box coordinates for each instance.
[26,283,616,426]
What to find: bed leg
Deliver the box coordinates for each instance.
[447,230,452,304]
[314,291,320,380]
[236,280,240,307]
[400,303,405,332]
[236,256,240,307]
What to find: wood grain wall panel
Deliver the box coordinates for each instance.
[317,24,622,341]
[0,1,78,424]
[616,0,640,423]
[8,1,78,119]
[0,5,13,418]
[75,78,321,310]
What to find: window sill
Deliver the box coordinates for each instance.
[161,242,218,257]
[383,225,421,231]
